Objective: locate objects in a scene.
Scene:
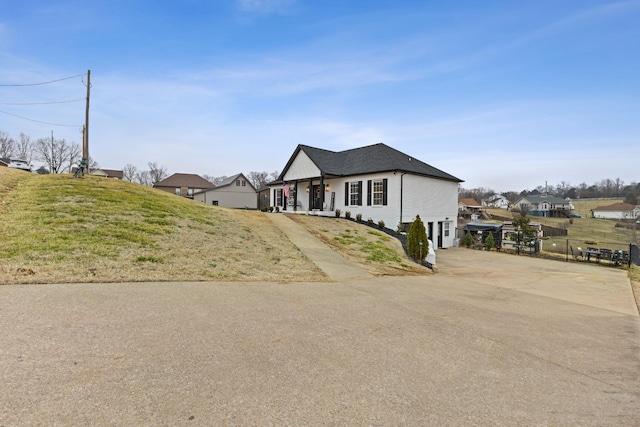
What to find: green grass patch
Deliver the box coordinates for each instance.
[135,255,164,263]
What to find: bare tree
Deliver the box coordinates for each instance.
[147,162,169,186]
[0,131,15,158]
[135,170,152,186]
[212,176,228,185]
[202,174,216,184]
[34,136,76,173]
[16,133,32,163]
[247,171,269,190]
[270,171,280,181]
[123,164,138,182]
[514,203,530,217]
[65,143,82,173]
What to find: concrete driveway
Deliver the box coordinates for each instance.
[1,248,639,425]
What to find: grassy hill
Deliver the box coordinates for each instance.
[0,168,422,284]
[0,168,328,284]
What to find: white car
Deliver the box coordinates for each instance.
[8,160,31,172]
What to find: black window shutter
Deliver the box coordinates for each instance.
[345,182,349,205]
[383,178,388,206]
[357,181,363,206]
[367,180,372,206]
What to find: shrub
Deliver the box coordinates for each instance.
[345,211,351,220]
[367,217,374,226]
[407,215,428,261]
[275,206,280,213]
[335,209,341,218]
[484,232,495,251]
[378,220,385,229]
[356,213,362,222]
[463,231,473,248]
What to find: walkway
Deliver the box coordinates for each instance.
[268,213,373,281]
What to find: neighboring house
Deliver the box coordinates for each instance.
[90,168,123,179]
[458,198,483,218]
[591,202,640,220]
[482,194,510,209]
[268,143,463,248]
[0,158,9,167]
[154,173,215,198]
[71,167,124,179]
[513,194,573,217]
[193,173,258,209]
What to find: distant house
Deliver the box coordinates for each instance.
[514,194,573,217]
[591,202,640,220]
[90,168,123,179]
[0,158,9,167]
[482,194,510,209]
[71,167,123,179]
[458,198,483,218]
[193,173,257,209]
[154,173,215,198]
[268,143,463,248]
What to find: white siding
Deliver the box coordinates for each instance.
[591,210,635,220]
[283,151,321,181]
[194,185,257,209]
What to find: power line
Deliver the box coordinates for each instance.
[0,98,84,106]
[0,110,82,127]
[0,74,84,87]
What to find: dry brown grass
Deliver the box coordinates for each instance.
[287,214,428,277]
[0,168,330,284]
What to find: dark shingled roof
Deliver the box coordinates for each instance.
[154,173,215,189]
[281,143,462,182]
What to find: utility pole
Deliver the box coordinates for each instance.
[83,69,91,174]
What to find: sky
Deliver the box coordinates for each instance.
[1,0,638,192]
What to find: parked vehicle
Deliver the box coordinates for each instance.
[7,160,31,172]
[570,213,581,218]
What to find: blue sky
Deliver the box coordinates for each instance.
[1,0,638,191]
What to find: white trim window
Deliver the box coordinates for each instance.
[372,179,384,206]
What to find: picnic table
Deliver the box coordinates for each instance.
[579,247,629,266]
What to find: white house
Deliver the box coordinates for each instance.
[482,194,510,209]
[193,173,257,209]
[268,143,463,248]
[591,202,640,220]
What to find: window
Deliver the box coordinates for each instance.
[344,181,362,206]
[212,201,218,206]
[242,180,246,186]
[373,180,384,205]
[236,180,240,186]
[350,182,359,205]
[275,189,283,206]
[367,178,387,206]
[444,222,450,237]
[175,188,181,196]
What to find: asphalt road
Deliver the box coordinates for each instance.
[2,245,639,426]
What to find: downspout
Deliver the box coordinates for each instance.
[399,171,408,228]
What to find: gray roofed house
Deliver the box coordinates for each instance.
[268,143,463,248]
[193,173,258,209]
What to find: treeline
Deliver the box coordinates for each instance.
[2,130,279,190]
[460,178,640,205]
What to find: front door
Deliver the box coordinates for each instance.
[312,185,323,209]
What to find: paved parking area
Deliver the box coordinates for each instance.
[1,245,639,426]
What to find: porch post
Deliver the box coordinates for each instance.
[294,180,298,210]
[319,175,324,211]
[308,178,313,209]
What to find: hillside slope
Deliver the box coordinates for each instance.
[0,168,327,284]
